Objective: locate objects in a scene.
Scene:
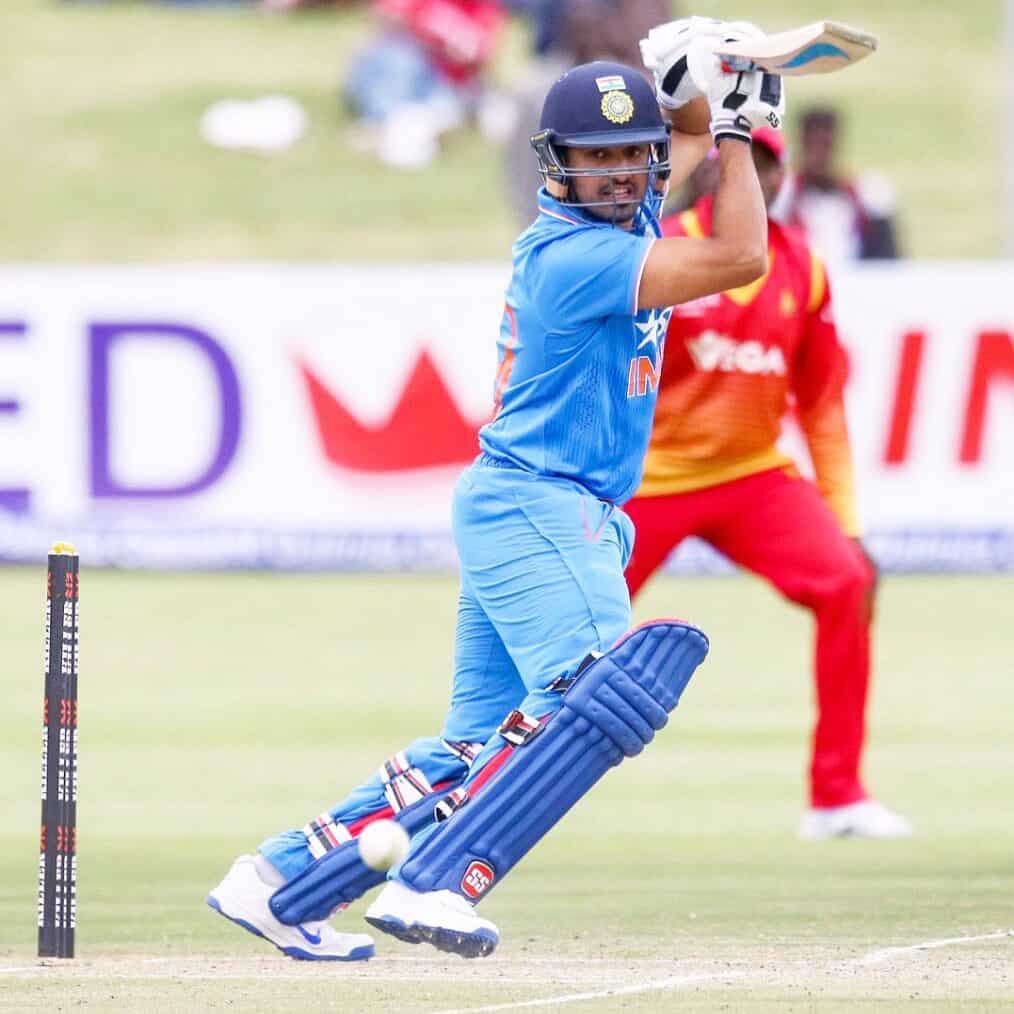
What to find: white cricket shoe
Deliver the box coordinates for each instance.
[799,800,913,840]
[364,880,499,958]
[206,854,374,961]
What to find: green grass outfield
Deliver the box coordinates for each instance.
[0,569,1012,1011]
[0,0,1004,261]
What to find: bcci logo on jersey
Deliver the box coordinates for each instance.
[626,307,671,399]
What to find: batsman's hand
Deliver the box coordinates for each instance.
[687,26,786,145]
[640,16,728,111]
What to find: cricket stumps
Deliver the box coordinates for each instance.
[38,542,79,959]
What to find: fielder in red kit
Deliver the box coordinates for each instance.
[625,128,911,839]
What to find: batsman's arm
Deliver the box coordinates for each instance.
[637,138,767,310]
[663,125,714,189]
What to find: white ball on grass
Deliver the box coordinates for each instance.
[357,819,410,872]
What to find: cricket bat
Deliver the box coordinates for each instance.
[717,21,878,76]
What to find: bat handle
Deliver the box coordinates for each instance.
[717,54,758,74]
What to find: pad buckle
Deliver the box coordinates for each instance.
[548,652,602,693]
[434,787,469,823]
[498,709,543,747]
[302,813,352,859]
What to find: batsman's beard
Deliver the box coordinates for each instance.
[593,179,639,224]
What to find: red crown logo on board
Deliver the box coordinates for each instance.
[298,349,487,473]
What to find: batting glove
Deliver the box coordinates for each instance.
[687,29,786,146]
[640,16,729,111]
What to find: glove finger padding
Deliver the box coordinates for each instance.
[752,72,786,130]
[640,16,729,110]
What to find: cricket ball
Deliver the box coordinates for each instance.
[357,819,410,872]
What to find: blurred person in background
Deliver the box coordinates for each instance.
[502,0,673,224]
[774,105,901,265]
[624,127,912,841]
[343,0,505,169]
[501,0,568,58]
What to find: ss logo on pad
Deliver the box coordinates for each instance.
[461,860,495,899]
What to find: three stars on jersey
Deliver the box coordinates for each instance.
[627,307,672,399]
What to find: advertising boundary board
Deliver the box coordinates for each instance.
[0,263,1011,573]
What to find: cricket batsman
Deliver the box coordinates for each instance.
[624,127,912,840]
[208,18,783,960]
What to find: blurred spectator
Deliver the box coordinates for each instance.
[565,0,671,68]
[773,106,901,265]
[343,0,505,170]
[501,0,567,57]
[502,0,672,224]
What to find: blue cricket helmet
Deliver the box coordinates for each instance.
[531,61,671,217]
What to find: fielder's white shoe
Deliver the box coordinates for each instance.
[206,854,374,961]
[799,800,913,840]
[364,880,499,958]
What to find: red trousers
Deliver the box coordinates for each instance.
[624,468,875,808]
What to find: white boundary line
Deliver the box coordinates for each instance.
[426,972,748,1014]
[859,929,1014,965]
[426,928,1014,1014]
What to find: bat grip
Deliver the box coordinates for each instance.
[717,54,757,73]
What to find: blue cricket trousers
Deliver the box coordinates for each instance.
[261,457,634,880]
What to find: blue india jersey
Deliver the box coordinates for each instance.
[479,189,672,504]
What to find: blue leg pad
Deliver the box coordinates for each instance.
[399,621,709,900]
[269,783,461,926]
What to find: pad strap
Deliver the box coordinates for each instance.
[442,739,483,765]
[380,751,435,812]
[303,813,352,860]
[398,621,709,902]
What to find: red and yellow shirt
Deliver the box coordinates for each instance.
[638,196,860,535]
